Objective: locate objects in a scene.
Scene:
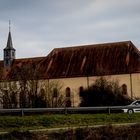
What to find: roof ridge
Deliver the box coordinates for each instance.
[53,41,132,51]
[15,56,46,60]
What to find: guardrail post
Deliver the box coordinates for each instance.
[64,108,67,115]
[108,107,111,115]
[21,109,24,116]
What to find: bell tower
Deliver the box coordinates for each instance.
[3,21,16,68]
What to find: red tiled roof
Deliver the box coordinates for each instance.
[1,41,140,80]
[0,57,45,81]
[38,41,140,79]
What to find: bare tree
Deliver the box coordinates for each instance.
[15,63,66,108]
[16,63,42,108]
[0,62,66,108]
[0,81,18,108]
[42,80,66,108]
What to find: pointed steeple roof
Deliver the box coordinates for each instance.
[4,31,15,50]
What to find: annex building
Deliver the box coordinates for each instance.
[0,30,140,108]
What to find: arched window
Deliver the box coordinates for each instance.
[66,87,71,97]
[40,88,45,97]
[11,91,17,108]
[122,84,127,95]
[79,86,84,97]
[53,88,58,97]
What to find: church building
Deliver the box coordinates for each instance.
[0,29,140,108]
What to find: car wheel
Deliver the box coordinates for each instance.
[127,109,134,114]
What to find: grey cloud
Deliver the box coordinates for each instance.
[0,0,140,59]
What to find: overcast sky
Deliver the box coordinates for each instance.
[0,0,140,59]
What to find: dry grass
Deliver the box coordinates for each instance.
[1,124,140,140]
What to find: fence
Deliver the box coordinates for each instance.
[0,105,139,116]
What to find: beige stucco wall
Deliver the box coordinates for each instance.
[101,73,140,98]
[0,73,140,108]
[89,74,131,97]
[130,73,140,98]
[49,73,140,107]
[49,77,88,107]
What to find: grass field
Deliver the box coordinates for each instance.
[0,113,140,132]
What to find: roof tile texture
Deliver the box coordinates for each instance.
[1,41,140,80]
[39,41,140,79]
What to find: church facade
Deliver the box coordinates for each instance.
[0,30,140,108]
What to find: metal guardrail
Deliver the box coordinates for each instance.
[0,106,139,116]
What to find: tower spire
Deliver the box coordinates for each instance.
[9,20,11,32]
[3,21,16,68]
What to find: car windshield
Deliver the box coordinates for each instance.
[131,100,140,105]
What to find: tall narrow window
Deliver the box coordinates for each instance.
[79,86,84,97]
[66,87,71,97]
[40,88,45,97]
[12,51,15,57]
[6,51,9,57]
[53,88,58,97]
[122,84,127,95]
